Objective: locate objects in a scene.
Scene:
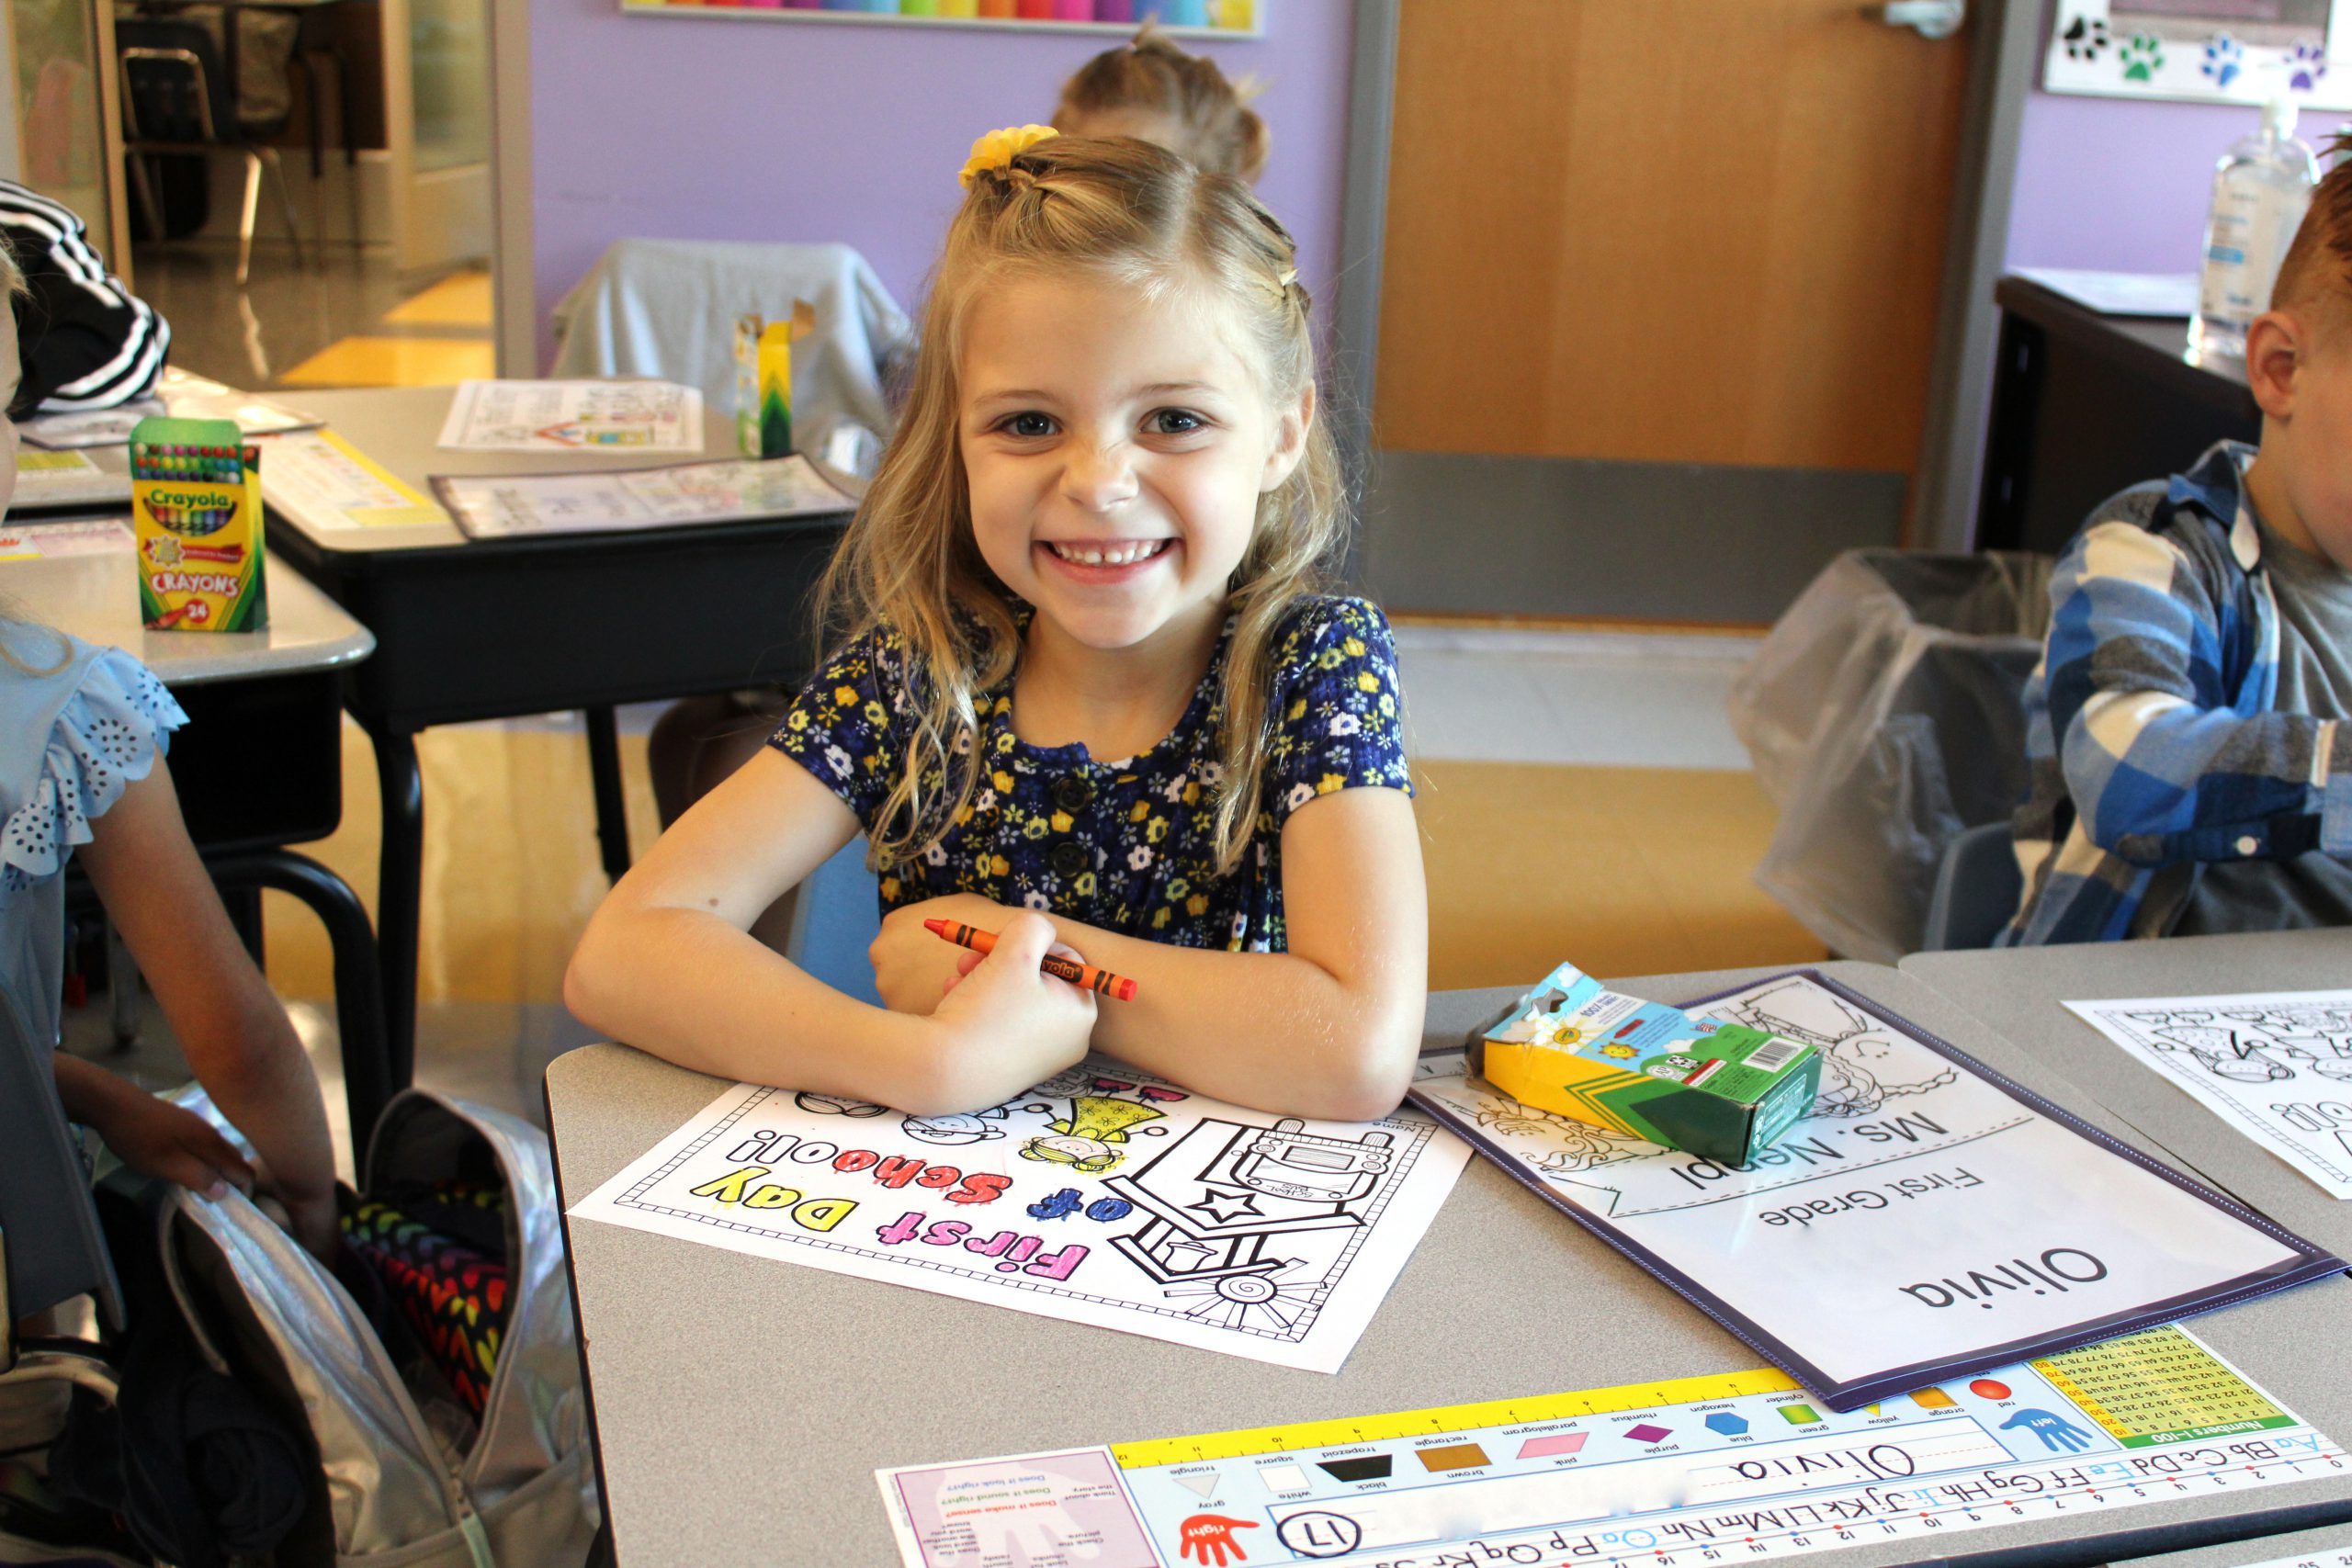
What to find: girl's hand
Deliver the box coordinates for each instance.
[922,912,1096,1109]
[87,1088,257,1201]
[871,893,1016,1014]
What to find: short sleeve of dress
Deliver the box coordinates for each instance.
[768,627,908,829]
[1264,597,1414,832]
[1,641,187,888]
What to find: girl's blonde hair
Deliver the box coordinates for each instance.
[816,133,1345,881]
[1054,23,1268,185]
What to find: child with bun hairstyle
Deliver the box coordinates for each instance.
[569,129,1423,1121]
[1054,21,1268,184]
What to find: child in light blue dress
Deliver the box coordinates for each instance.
[0,279,334,1334]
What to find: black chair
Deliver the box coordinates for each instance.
[1921,820,2027,953]
[117,15,307,286]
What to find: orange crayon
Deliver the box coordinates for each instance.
[922,919,1138,1002]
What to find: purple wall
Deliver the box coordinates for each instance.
[528,2,1357,367]
[2005,89,2278,274]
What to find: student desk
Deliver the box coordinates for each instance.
[0,517,399,1135]
[263,386,854,1082]
[2114,1520,2352,1568]
[543,964,2352,1567]
[1900,931,2352,1265]
[1977,276,2259,556]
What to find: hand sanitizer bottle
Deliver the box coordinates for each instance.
[2192,95,2320,363]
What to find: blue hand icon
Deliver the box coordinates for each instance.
[2000,1408,2095,1453]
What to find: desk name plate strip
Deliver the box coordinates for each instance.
[877,1326,2346,1568]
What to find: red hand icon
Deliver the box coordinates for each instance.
[1179,1514,1261,1565]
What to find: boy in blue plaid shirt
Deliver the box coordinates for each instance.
[2006,144,2352,945]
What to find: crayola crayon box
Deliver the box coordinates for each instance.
[132,416,266,632]
[1469,961,1820,1165]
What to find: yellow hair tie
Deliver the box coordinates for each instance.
[959,125,1060,190]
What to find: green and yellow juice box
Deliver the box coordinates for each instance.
[132,416,266,632]
[735,299,816,458]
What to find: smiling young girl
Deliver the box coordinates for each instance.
[567,130,1424,1121]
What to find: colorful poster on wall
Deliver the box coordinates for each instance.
[2042,0,2352,108]
[567,1057,1468,1371]
[617,0,1261,39]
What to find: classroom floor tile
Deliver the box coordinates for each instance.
[278,334,497,388]
[382,268,494,327]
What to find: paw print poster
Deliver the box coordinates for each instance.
[1408,972,2341,1411]
[2044,1,2352,107]
[2066,987,2352,1198]
[567,1059,1469,1371]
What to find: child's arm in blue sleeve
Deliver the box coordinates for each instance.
[2045,520,2352,865]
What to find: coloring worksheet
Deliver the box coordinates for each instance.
[1409,972,2340,1408]
[568,1060,1470,1371]
[435,378,702,452]
[877,1325,2345,1568]
[431,455,849,539]
[2065,988,2352,1199]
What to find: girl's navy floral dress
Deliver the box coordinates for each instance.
[771,594,1412,953]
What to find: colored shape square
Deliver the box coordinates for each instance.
[1910,1388,1957,1409]
[1778,1404,1822,1426]
[1417,1443,1491,1472]
[1625,1424,1672,1444]
[1517,1433,1589,1459]
[1260,1463,1311,1494]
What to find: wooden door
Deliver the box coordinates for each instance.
[1375,0,1972,475]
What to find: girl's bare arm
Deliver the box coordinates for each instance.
[566,748,1094,1115]
[880,787,1427,1122]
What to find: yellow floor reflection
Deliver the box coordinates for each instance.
[280,335,495,388]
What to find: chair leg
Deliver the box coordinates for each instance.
[237,148,262,287]
[126,155,165,247]
[259,144,307,270]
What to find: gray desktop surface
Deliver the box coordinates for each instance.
[1,521,373,682]
[1902,931,2352,1261]
[270,385,737,553]
[546,964,2352,1566]
[2110,1521,2352,1568]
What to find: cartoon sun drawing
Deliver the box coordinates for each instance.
[1538,1018,1593,1049]
[1599,1043,1638,1060]
[1160,1258,1329,1334]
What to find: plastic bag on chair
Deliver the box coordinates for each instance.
[1728,549,2052,964]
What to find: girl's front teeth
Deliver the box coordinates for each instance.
[1050,540,1168,566]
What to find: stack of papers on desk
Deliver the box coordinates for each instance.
[431,455,854,540]
[435,378,704,453]
[20,368,320,450]
[13,448,129,509]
